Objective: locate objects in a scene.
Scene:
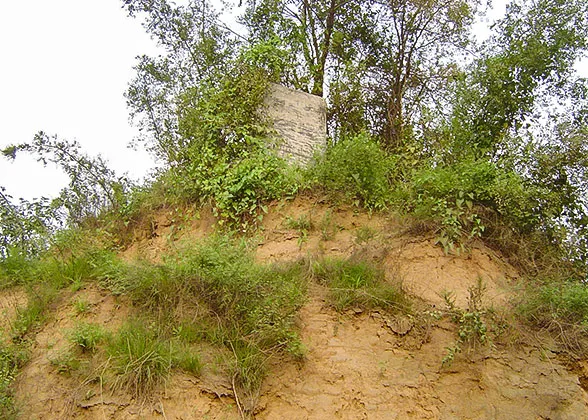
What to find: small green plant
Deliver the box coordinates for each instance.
[11,286,57,342]
[285,214,313,246]
[431,193,484,255]
[49,350,82,374]
[354,226,377,244]
[442,278,496,365]
[72,297,91,315]
[310,257,408,313]
[68,322,106,353]
[319,210,337,241]
[174,344,202,376]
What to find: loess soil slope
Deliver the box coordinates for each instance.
[4,196,588,419]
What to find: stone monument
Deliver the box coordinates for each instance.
[264,83,327,165]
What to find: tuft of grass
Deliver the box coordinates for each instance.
[517,279,588,355]
[319,210,337,241]
[228,340,266,408]
[174,345,202,376]
[285,214,312,232]
[354,226,377,244]
[11,285,57,342]
[310,257,408,312]
[49,350,82,375]
[284,214,313,247]
[68,322,107,353]
[72,297,92,315]
[107,320,174,398]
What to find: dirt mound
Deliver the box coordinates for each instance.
[258,288,587,419]
[8,197,588,418]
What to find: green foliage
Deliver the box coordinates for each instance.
[285,213,313,246]
[0,189,56,260]
[450,0,588,158]
[2,133,132,227]
[68,322,107,353]
[442,279,500,365]
[211,151,295,229]
[123,0,237,161]
[11,286,57,342]
[147,46,300,229]
[0,341,28,419]
[49,350,82,375]
[354,226,377,245]
[310,257,408,312]
[72,298,91,315]
[100,235,307,399]
[519,281,588,328]
[174,345,202,376]
[107,320,174,398]
[318,210,337,241]
[308,133,392,210]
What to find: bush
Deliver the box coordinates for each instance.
[308,133,393,210]
[520,281,588,327]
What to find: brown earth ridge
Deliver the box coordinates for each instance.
[2,196,587,419]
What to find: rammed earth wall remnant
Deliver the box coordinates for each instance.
[264,83,327,165]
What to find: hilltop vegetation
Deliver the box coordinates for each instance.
[1,0,588,417]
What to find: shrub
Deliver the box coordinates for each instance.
[519,280,588,327]
[308,133,392,210]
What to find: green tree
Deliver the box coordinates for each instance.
[3,132,131,226]
[0,188,56,259]
[243,0,354,97]
[123,0,238,163]
[450,0,588,159]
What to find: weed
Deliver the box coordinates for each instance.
[50,350,82,374]
[310,257,408,313]
[285,214,313,232]
[285,214,313,246]
[319,210,337,241]
[68,322,107,353]
[354,226,377,244]
[72,297,92,315]
[441,278,498,365]
[228,340,266,410]
[517,279,588,355]
[174,345,202,376]
[11,285,57,342]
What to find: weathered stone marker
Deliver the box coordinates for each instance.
[264,83,327,165]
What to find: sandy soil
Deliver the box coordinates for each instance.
[9,197,588,419]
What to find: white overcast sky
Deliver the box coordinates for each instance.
[0,0,160,201]
[3,0,581,204]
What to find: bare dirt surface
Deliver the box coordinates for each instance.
[0,287,27,336]
[258,288,587,419]
[10,197,588,419]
